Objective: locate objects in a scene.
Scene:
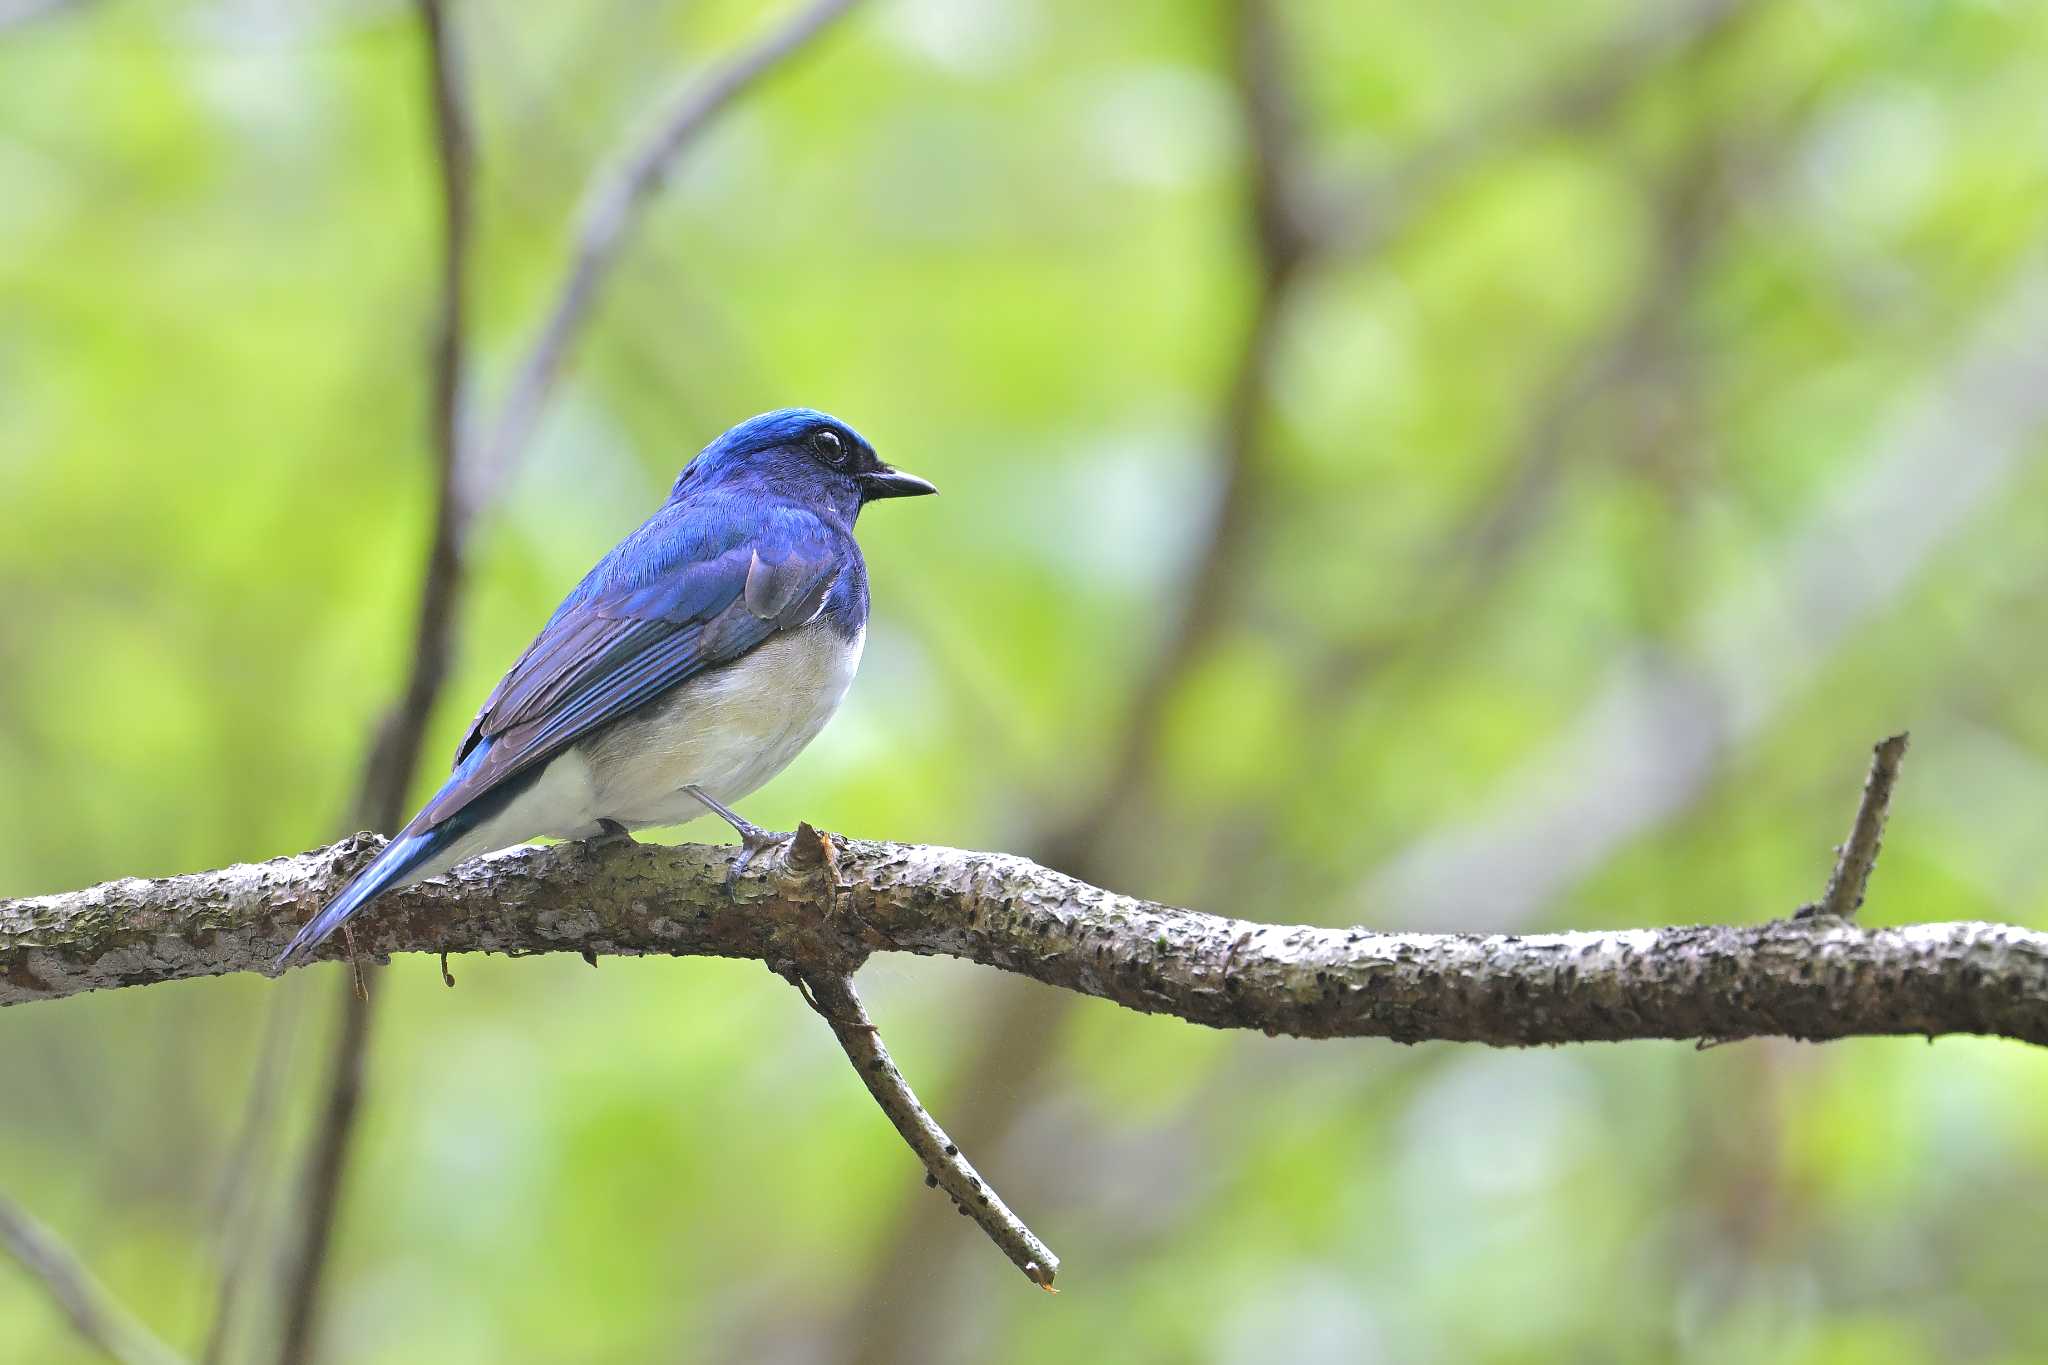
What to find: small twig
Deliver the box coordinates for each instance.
[0,1196,186,1365]
[1800,734,1911,921]
[339,924,369,1002]
[792,969,1059,1291]
[460,0,864,517]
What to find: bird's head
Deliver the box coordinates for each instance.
[670,408,936,518]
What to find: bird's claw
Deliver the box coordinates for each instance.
[724,826,794,892]
[581,819,636,860]
[682,784,794,893]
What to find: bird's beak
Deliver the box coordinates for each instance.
[861,466,938,500]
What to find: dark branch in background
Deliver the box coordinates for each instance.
[272,4,473,1362]
[1802,733,1910,922]
[1316,0,1756,255]
[1308,1,1764,710]
[349,1,476,839]
[0,0,491,1355]
[1369,131,1733,666]
[269,969,374,1365]
[269,6,869,1360]
[1036,0,1301,870]
[838,2,1321,1338]
[0,1198,184,1365]
[459,0,862,519]
[198,985,304,1365]
[1365,255,2048,929]
[1264,67,1762,929]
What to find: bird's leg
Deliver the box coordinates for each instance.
[585,817,636,849]
[683,784,792,884]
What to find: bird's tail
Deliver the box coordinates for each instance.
[274,821,452,970]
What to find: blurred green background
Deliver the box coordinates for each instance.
[6,0,2048,1360]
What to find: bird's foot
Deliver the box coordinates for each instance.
[682,785,792,891]
[587,818,636,849]
[726,825,795,890]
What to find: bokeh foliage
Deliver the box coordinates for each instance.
[5,0,2048,1360]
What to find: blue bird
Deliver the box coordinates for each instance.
[275,408,934,969]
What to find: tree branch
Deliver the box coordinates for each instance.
[0,1196,185,1365]
[459,0,863,518]
[5,828,2043,1048]
[352,0,476,839]
[9,742,2040,1291]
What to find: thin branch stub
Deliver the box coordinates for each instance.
[792,968,1059,1288]
[1800,732,1910,922]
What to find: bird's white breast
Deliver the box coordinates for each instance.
[573,621,865,830]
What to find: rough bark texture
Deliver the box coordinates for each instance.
[6,833,2045,1048]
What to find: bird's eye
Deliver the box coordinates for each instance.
[811,429,848,466]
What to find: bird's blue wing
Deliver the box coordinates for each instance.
[274,494,850,970]
[421,500,843,829]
